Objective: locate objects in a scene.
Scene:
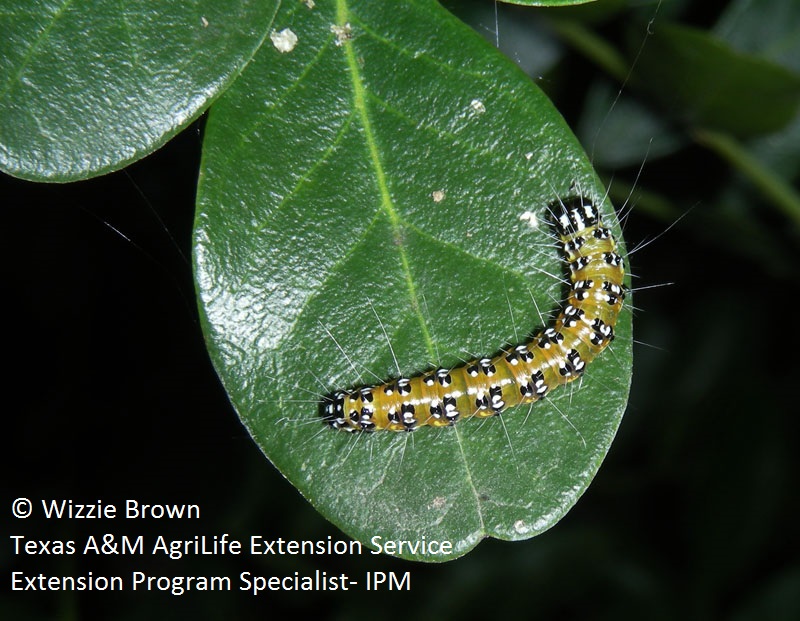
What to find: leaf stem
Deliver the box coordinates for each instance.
[692,127,800,229]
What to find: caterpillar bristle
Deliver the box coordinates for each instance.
[321,195,624,433]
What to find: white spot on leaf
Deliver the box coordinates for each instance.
[271,28,298,53]
[331,23,352,46]
[519,211,539,228]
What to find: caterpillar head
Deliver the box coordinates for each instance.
[552,196,599,237]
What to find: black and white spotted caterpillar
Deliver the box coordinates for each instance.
[321,196,625,432]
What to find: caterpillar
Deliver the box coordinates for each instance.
[321,195,625,432]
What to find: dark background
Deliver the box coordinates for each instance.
[3,1,799,618]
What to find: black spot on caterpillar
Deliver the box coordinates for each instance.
[321,196,625,432]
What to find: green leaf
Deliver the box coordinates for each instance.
[712,0,800,198]
[194,0,631,561]
[631,21,800,137]
[0,0,277,182]
[714,0,800,74]
[443,1,565,78]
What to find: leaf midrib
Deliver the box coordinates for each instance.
[337,0,432,358]
[336,0,487,532]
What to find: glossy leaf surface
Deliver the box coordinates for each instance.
[0,0,277,181]
[195,0,631,561]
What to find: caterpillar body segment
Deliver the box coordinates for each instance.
[322,196,625,433]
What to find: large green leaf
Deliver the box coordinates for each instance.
[715,0,800,73]
[0,0,277,181]
[714,0,800,181]
[631,21,800,137]
[195,0,631,561]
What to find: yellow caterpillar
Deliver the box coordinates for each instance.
[322,196,624,432]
